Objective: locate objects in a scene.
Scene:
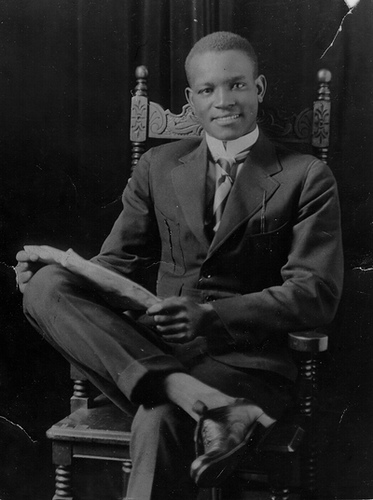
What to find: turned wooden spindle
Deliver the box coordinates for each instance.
[312,69,332,163]
[53,465,73,500]
[130,65,149,172]
[270,486,291,500]
[70,378,89,412]
[121,459,133,498]
[288,331,328,417]
[288,331,328,497]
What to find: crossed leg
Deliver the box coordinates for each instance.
[23,264,290,499]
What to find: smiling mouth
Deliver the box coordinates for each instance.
[213,114,240,124]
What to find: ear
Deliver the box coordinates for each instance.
[185,87,195,111]
[255,75,267,103]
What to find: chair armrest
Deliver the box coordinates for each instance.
[288,330,328,420]
[255,332,329,455]
[288,330,328,353]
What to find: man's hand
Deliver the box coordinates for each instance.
[146,296,215,343]
[15,250,44,293]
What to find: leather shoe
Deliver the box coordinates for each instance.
[190,400,260,487]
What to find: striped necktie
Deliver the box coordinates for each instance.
[212,149,250,232]
[213,158,234,232]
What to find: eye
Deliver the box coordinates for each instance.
[198,87,213,96]
[232,82,245,90]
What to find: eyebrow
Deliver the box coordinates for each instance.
[196,75,247,88]
[226,75,246,82]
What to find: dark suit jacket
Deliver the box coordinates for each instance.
[93,131,343,381]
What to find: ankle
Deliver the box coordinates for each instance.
[194,391,236,412]
[256,412,276,427]
[229,400,277,428]
[239,403,276,428]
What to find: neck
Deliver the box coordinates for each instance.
[206,126,259,161]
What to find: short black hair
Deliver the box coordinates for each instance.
[185,31,258,85]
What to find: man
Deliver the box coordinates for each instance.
[16,32,343,500]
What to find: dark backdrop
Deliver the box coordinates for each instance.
[0,0,371,264]
[0,1,372,498]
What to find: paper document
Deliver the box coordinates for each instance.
[24,245,159,310]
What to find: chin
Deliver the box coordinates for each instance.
[213,131,242,141]
[207,127,234,140]
[209,124,249,142]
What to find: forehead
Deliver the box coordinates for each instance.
[188,50,255,87]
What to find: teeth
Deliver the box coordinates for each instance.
[215,115,239,122]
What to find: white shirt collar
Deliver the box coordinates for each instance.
[206,126,259,162]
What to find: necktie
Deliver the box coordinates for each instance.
[212,148,250,232]
[213,158,234,232]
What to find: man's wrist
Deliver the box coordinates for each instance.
[199,302,236,352]
[200,302,217,323]
[200,302,225,335]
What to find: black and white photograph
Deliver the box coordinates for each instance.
[0,1,372,499]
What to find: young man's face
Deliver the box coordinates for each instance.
[185,50,266,141]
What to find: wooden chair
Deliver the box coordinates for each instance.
[46,66,332,500]
[130,65,331,168]
[213,331,329,500]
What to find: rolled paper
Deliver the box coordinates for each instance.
[24,245,159,310]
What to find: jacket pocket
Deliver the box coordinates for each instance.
[246,221,292,286]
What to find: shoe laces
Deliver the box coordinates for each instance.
[201,418,222,448]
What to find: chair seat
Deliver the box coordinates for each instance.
[47,404,132,462]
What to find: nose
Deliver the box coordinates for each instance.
[214,87,234,108]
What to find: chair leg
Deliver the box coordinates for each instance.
[210,487,223,500]
[52,464,73,500]
[121,459,132,498]
[269,486,291,500]
[298,355,321,498]
[301,436,318,498]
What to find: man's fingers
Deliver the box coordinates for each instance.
[16,250,39,263]
[147,304,177,316]
[18,270,34,284]
[156,321,185,333]
[15,261,38,277]
[16,262,28,271]
[147,297,189,316]
[14,249,45,294]
[161,332,190,343]
[153,313,185,325]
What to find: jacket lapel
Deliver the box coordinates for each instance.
[171,138,210,249]
[170,132,283,256]
[208,132,282,256]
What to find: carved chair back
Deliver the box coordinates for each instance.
[130,65,331,173]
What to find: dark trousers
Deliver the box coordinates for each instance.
[23,264,293,500]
